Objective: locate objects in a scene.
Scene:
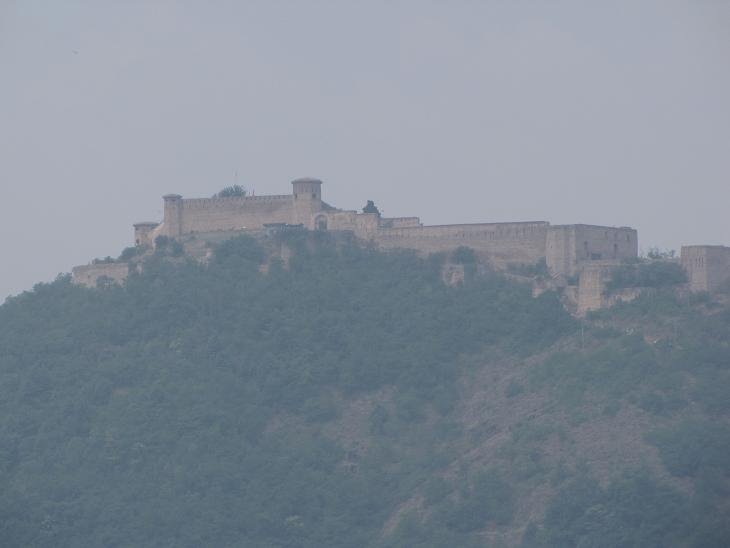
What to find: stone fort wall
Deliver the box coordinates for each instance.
[70,177,730,315]
[135,180,639,277]
[177,195,294,234]
[72,263,130,288]
[373,222,550,267]
[681,245,730,292]
[148,178,325,243]
[574,261,642,315]
[73,178,660,310]
[546,225,638,277]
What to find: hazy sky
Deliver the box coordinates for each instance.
[1,1,729,299]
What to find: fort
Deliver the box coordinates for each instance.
[73,177,730,314]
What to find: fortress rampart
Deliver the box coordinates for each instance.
[546,224,638,278]
[157,194,295,238]
[178,195,294,234]
[121,178,645,290]
[374,222,550,268]
[379,217,422,229]
[74,176,730,312]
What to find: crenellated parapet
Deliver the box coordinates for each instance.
[182,195,291,209]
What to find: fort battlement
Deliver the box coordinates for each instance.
[181,195,292,209]
[128,178,644,279]
[73,176,730,313]
[104,177,644,290]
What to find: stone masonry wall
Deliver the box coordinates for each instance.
[577,263,610,314]
[326,211,381,235]
[575,260,646,315]
[547,225,638,277]
[372,222,550,267]
[573,225,638,262]
[379,217,422,229]
[72,263,130,288]
[681,246,730,292]
[179,196,295,234]
[545,226,576,278]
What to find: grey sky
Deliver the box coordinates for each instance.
[1,1,729,299]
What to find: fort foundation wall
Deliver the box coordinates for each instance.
[72,263,130,288]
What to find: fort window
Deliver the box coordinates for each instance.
[312,193,317,199]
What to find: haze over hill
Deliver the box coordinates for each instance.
[1,233,730,546]
[2,1,730,298]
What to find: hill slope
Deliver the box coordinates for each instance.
[1,234,728,547]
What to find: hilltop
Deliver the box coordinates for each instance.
[72,182,730,316]
[1,233,729,546]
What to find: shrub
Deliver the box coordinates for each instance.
[119,245,148,261]
[507,258,548,277]
[540,472,691,547]
[362,200,381,216]
[91,256,115,264]
[154,235,170,249]
[648,419,730,477]
[213,184,246,198]
[443,471,515,531]
[452,246,476,265]
[505,380,524,398]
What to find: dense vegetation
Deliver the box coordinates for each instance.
[0,234,728,546]
[606,259,687,290]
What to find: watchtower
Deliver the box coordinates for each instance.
[162,194,183,237]
[291,177,323,227]
[133,222,159,246]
